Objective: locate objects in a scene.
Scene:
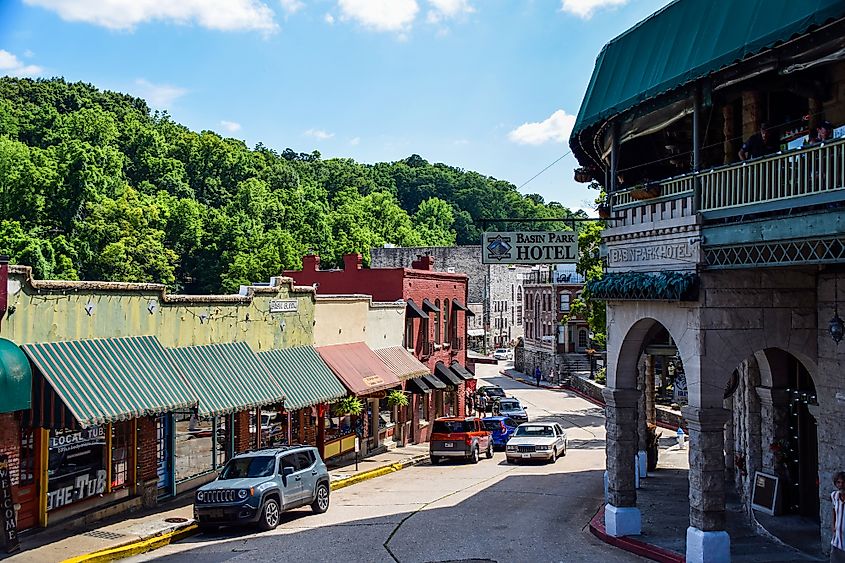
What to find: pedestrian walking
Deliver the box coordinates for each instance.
[832,471,845,563]
[477,393,487,417]
[534,366,541,387]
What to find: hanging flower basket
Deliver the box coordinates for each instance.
[597,204,611,219]
[574,166,593,183]
[628,183,662,200]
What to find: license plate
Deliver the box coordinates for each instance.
[521,453,531,458]
[444,442,453,448]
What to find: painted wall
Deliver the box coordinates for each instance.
[366,303,405,349]
[1,266,316,349]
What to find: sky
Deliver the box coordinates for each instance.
[0,0,670,213]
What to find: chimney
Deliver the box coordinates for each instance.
[343,253,362,271]
[411,254,434,271]
[0,255,8,328]
[302,254,321,272]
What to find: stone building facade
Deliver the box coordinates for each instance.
[370,246,531,351]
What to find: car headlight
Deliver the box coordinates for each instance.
[238,489,249,500]
[196,491,204,502]
[506,445,517,452]
[536,445,550,451]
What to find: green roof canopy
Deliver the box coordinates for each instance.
[22,336,195,428]
[571,0,845,144]
[168,342,284,417]
[0,338,31,414]
[258,346,347,410]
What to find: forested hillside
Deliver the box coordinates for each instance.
[0,78,581,293]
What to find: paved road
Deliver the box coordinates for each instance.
[133,362,641,563]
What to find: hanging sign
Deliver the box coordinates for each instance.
[482,232,578,265]
[0,456,19,553]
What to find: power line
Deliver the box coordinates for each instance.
[518,151,572,190]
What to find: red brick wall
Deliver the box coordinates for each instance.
[284,254,406,301]
[233,411,252,452]
[0,414,20,486]
[137,416,158,482]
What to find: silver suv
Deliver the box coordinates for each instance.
[194,446,330,531]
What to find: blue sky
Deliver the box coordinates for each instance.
[0,0,669,212]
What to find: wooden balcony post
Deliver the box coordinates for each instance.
[693,83,702,213]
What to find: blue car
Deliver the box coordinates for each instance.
[482,416,519,450]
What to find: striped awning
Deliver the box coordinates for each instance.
[22,336,196,428]
[258,346,347,411]
[373,347,429,381]
[168,342,284,417]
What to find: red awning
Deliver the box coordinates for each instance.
[316,342,401,396]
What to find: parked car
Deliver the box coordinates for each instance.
[194,446,330,531]
[505,422,567,464]
[476,385,507,412]
[497,398,528,424]
[482,416,518,450]
[492,348,514,361]
[429,417,493,464]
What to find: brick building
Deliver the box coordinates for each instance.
[285,253,473,444]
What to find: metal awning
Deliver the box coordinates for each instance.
[423,374,447,390]
[433,361,462,387]
[374,347,430,381]
[317,342,401,396]
[451,299,470,312]
[405,377,431,395]
[422,299,438,313]
[168,342,285,417]
[405,299,427,319]
[449,361,474,381]
[22,336,196,428]
[258,346,347,411]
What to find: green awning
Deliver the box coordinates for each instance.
[22,336,195,428]
[258,346,347,411]
[0,338,31,414]
[571,0,845,144]
[168,342,284,417]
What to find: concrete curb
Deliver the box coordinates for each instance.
[61,453,429,563]
[588,505,684,563]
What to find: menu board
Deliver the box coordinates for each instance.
[751,471,779,516]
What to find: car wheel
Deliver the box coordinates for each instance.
[561,443,567,456]
[258,497,281,531]
[469,446,480,464]
[485,443,493,459]
[311,482,330,514]
[430,455,439,465]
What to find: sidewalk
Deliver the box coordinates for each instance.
[499,367,567,390]
[5,443,429,563]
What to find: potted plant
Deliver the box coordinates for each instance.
[574,166,593,183]
[386,390,409,408]
[597,204,611,219]
[332,396,364,416]
[629,182,662,200]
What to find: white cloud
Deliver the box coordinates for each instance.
[305,128,335,140]
[452,138,469,145]
[23,0,278,32]
[508,109,576,145]
[0,50,43,77]
[324,12,335,24]
[426,0,473,23]
[279,0,304,14]
[220,120,242,132]
[349,137,360,146]
[134,79,188,109]
[560,0,628,19]
[337,0,418,32]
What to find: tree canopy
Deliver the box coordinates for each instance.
[0,78,582,293]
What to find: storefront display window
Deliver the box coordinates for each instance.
[174,411,222,483]
[47,426,107,511]
[259,408,287,448]
[110,421,132,491]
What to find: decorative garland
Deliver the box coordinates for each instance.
[587,271,699,301]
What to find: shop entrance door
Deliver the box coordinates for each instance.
[155,415,173,498]
[15,429,38,530]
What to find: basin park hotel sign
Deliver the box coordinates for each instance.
[482,232,578,265]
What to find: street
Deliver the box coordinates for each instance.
[132,363,641,563]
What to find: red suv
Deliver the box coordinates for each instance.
[429,417,493,464]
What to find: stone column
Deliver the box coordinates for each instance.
[682,406,731,563]
[722,104,736,165]
[645,355,656,425]
[603,387,641,536]
[637,357,648,478]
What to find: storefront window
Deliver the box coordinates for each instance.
[417,395,427,423]
[47,426,107,512]
[110,421,132,491]
[19,430,34,485]
[174,411,216,483]
[259,408,287,448]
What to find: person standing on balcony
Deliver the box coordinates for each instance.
[739,122,778,161]
[832,471,845,563]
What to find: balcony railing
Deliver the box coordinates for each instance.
[610,137,845,222]
[700,138,845,215]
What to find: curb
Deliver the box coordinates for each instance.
[62,453,428,563]
[588,505,684,563]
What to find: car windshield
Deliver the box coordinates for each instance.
[219,456,275,480]
[495,349,507,354]
[485,388,506,398]
[433,420,474,433]
[482,420,502,431]
[514,426,553,437]
[499,401,520,410]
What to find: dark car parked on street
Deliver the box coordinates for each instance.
[482,416,518,450]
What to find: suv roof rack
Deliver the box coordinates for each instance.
[241,444,313,455]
